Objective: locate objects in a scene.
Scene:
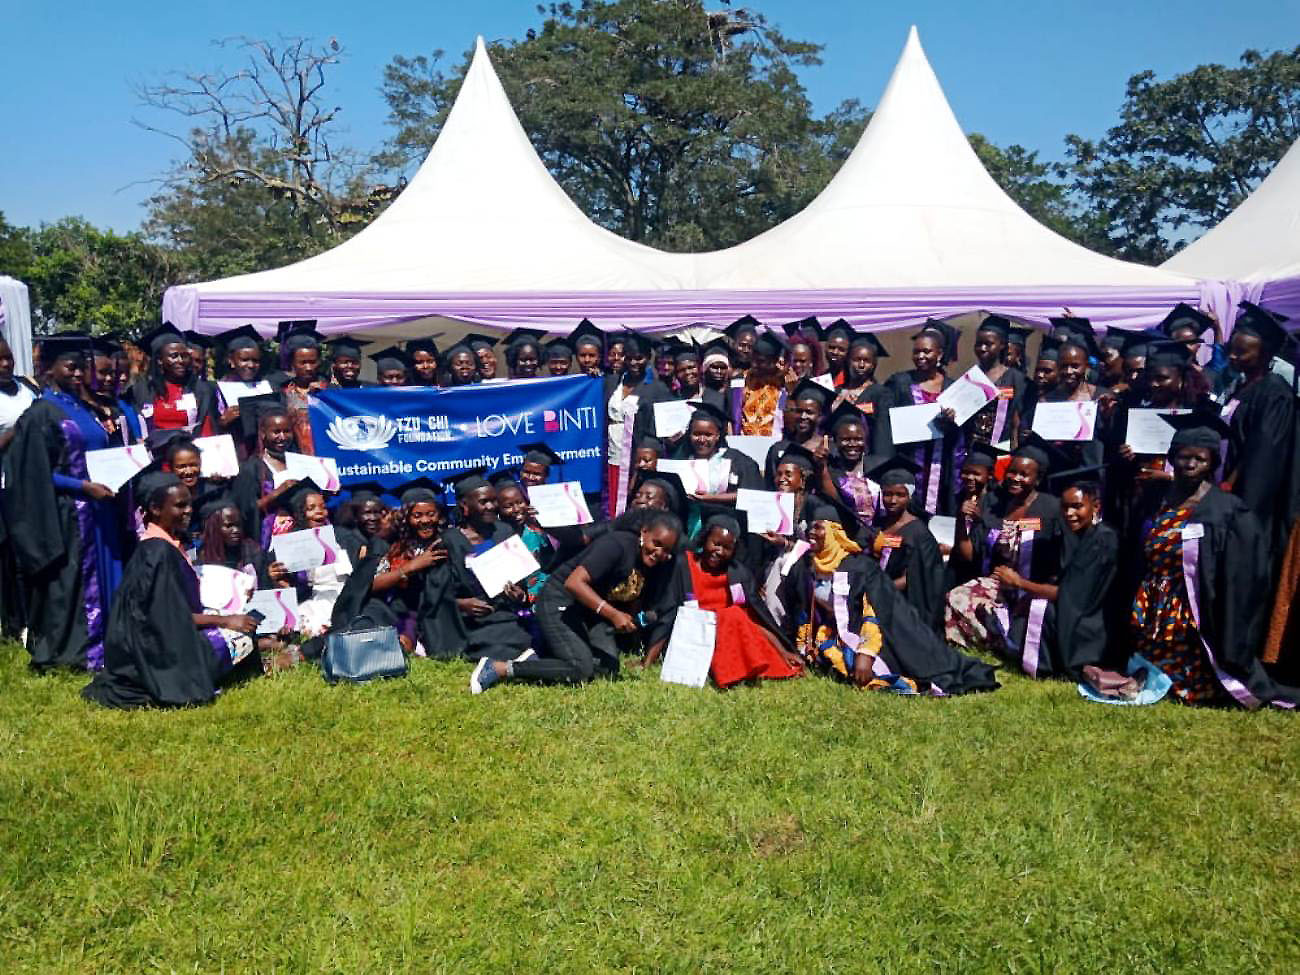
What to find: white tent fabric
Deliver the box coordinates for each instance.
[696,27,1194,290]
[1163,138,1300,282]
[178,37,696,301]
[0,277,35,377]
[165,27,1206,336]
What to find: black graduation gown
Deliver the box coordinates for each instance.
[426,521,533,660]
[230,456,277,542]
[125,375,219,435]
[881,371,962,516]
[1035,522,1118,678]
[875,517,946,633]
[777,552,998,694]
[834,383,894,455]
[1129,486,1298,707]
[969,366,1026,447]
[1225,373,1298,566]
[605,373,676,447]
[1,399,94,669]
[82,540,233,709]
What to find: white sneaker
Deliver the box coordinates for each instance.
[469,657,500,695]
[513,647,537,663]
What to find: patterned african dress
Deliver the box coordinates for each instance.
[1130,503,1225,704]
[795,571,918,694]
[281,380,327,454]
[737,381,783,436]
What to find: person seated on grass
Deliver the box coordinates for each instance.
[331,481,392,565]
[470,511,683,693]
[774,497,998,696]
[642,513,804,688]
[491,470,553,604]
[82,473,273,710]
[866,454,946,633]
[427,469,534,662]
[978,469,1119,680]
[278,479,352,640]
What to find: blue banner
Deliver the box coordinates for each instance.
[307,375,606,493]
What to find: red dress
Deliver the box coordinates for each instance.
[686,553,801,688]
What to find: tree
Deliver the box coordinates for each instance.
[968,135,1089,243]
[18,219,177,334]
[378,0,866,251]
[1066,46,1300,263]
[137,36,399,278]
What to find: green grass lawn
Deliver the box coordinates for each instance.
[1,640,1297,974]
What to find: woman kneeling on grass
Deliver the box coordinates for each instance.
[774,498,998,696]
[83,474,272,709]
[470,512,682,693]
[642,514,804,688]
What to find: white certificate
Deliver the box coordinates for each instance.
[936,365,998,427]
[812,373,836,391]
[195,564,257,614]
[529,481,594,527]
[270,525,351,574]
[1124,408,1189,456]
[928,515,957,551]
[726,435,780,470]
[192,434,240,478]
[735,488,796,534]
[246,588,300,634]
[888,403,943,444]
[272,452,341,491]
[653,399,696,438]
[466,534,541,598]
[85,443,151,492]
[660,605,717,689]
[1031,401,1098,442]
[656,458,730,495]
[217,380,272,405]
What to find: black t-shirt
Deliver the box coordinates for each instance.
[554,531,641,594]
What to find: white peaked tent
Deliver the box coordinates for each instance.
[697,27,1195,290]
[1163,138,1300,322]
[0,276,34,377]
[165,28,1212,337]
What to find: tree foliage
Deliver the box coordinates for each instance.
[379,0,866,251]
[1066,46,1300,263]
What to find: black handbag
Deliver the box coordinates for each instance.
[322,615,408,683]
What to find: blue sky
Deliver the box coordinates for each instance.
[3,0,1295,233]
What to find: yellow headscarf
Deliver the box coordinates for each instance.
[811,520,862,575]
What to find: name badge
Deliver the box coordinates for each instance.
[1182,523,1205,540]
[1015,518,1042,533]
[176,393,197,412]
[831,573,851,596]
[879,533,903,549]
[859,402,874,415]
[998,387,1015,400]
[140,404,154,418]
[730,377,745,389]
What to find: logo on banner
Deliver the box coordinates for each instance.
[326,415,398,451]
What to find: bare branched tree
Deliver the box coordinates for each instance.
[134,36,398,236]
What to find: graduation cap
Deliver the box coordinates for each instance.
[700,337,733,365]
[790,377,832,411]
[324,336,369,359]
[633,469,687,522]
[518,442,562,469]
[614,330,651,358]
[216,324,264,352]
[1145,339,1195,370]
[405,337,440,361]
[751,330,785,360]
[236,391,286,440]
[781,316,820,338]
[503,328,546,350]
[963,444,999,469]
[847,333,889,358]
[1007,326,1033,348]
[136,322,188,355]
[197,486,239,523]
[1160,408,1233,452]
[804,491,859,533]
[672,342,701,364]
[442,340,475,363]
[828,400,870,432]
[36,331,94,362]
[131,466,183,506]
[145,427,195,457]
[774,443,817,473]
[368,346,410,373]
[488,467,524,489]
[635,435,663,454]
[183,330,213,349]
[1101,326,1138,352]
[1045,463,1107,495]
[393,476,443,506]
[912,320,959,361]
[345,481,391,505]
[90,336,122,356]
[724,315,761,340]
[866,453,921,487]
[820,318,856,343]
[1036,339,1061,363]
[1235,301,1290,356]
[977,315,1012,340]
[280,321,324,353]
[463,332,500,353]
[688,399,731,433]
[1110,327,1163,359]
[1011,433,1068,474]
[1048,317,1102,359]
[282,478,329,518]
[276,319,318,339]
[1158,303,1216,338]
[544,337,573,361]
[448,466,492,499]
[701,507,749,538]
[568,319,605,352]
